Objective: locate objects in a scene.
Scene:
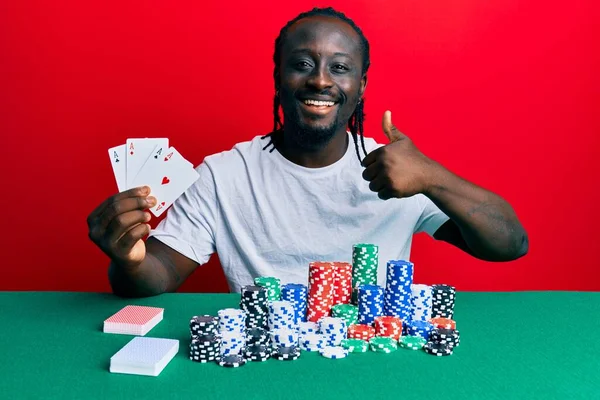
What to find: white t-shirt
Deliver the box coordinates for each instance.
[149,132,450,292]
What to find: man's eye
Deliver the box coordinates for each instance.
[333,64,349,71]
[295,61,312,68]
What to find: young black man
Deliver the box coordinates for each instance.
[87,7,528,298]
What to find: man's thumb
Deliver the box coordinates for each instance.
[382,110,405,143]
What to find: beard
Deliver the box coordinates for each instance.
[282,104,347,152]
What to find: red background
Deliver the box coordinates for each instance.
[1,1,599,292]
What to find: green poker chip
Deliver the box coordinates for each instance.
[340,338,369,353]
[253,276,281,301]
[369,337,398,353]
[399,335,427,350]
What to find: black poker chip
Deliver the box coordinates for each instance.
[217,354,247,367]
[423,341,453,356]
[272,346,301,361]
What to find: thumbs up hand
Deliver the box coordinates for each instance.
[361,111,437,200]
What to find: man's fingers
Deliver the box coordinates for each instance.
[105,210,152,244]
[382,110,406,143]
[98,195,155,230]
[88,186,151,225]
[368,175,388,193]
[361,161,381,181]
[117,223,151,253]
[361,147,383,168]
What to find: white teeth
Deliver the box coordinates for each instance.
[303,99,335,107]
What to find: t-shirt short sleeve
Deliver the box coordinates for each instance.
[148,161,218,266]
[413,194,450,237]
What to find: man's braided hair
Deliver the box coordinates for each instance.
[261,7,371,162]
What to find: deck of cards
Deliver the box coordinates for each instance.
[108,138,200,217]
[103,305,164,336]
[110,337,179,377]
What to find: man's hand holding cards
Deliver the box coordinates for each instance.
[108,138,199,217]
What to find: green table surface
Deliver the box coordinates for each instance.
[1,291,599,400]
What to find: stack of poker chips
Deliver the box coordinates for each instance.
[374,316,403,340]
[189,315,221,363]
[240,285,269,329]
[245,327,270,346]
[383,260,414,323]
[270,328,299,347]
[318,317,347,346]
[347,324,375,341]
[306,262,336,322]
[351,244,378,304]
[406,320,434,341]
[281,283,308,324]
[357,284,384,324]
[319,345,349,359]
[340,338,369,353]
[331,304,358,327]
[409,284,433,322]
[297,321,325,352]
[243,344,271,362]
[424,323,460,357]
[398,335,427,350]
[254,276,281,302]
[431,284,456,318]
[299,333,327,352]
[267,300,296,330]
[332,262,352,305]
[217,309,247,355]
[369,337,398,353]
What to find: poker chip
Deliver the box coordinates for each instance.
[268,300,296,331]
[306,262,336,322]
[423,341,453,356]
[189,334,221,362]
[217,354,247,367]
[406,320,434,340]
[351,244,378,304]
[245,327,270,346]
[240,285,269,330]
[332,262,353,306]
[369,337,398,353]
[430,328,460,348]
[340,338,369,353]
[297,321,319,336]
[383,260,414,324]
[374,316,403,340]
[431,284,455,319]
[357,284,384,325]
[430,317,456,330]
[299,333,326,351]
[254,276,281,301]
[220,331,246,356]
[189,315,219,337]
[347,324,376,341]
[244,344,271,362]
[218,308,246,334]
[271,328,298,348]
[331,304,358,327]
[320,345,349,359]
[318,317,347,346]
[272,346,301,361]
[281,283,308,324]
[399,335,427,350]
[410,284,433,322]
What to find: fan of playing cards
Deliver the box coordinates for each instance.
[108,138,199,217]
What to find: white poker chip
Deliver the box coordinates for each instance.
[319,345,349,359]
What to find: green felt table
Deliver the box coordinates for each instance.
[1,291,599,400]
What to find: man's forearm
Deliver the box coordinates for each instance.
[108,254,171,298]
[425,162,528,260]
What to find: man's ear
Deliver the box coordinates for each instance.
[360,74,368,97]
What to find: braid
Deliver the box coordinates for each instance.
[263,7,371,163]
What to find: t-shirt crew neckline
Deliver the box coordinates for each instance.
[268,132,354,177]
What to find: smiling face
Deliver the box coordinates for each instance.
[277,16,367,151]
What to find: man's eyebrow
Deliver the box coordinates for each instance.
[290,48,352,58]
